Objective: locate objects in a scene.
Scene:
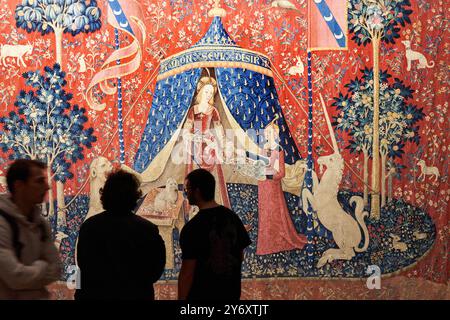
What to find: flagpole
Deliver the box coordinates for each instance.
[114,28,125,165]
[303,0,316,269]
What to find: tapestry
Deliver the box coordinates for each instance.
[0,0,448,299]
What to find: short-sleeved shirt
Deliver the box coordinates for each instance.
[180,205,251,300]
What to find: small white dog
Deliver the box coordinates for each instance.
[401,40,435,71]
[152,178,179,213]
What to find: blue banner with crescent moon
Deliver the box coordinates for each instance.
[108,0,134,35]
[312,0,346,48]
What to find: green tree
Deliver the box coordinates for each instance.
[348,0,413,218]
[333,68,423,211]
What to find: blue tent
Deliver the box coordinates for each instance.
[133,15,302,182]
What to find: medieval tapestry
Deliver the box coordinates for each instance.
[0,0,448,299]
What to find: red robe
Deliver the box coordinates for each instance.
[185,105,230,208]
[256,147,307,255]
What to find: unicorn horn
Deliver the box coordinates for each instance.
[319,93,339,153]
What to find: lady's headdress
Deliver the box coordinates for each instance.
[196,68,217,94]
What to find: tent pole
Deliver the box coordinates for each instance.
[303,49,316,269]
[115,28,125,164]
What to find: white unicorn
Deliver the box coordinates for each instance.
[301,94,370,268]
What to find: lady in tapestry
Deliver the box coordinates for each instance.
[256,119,307,255]
[184,76,230,208]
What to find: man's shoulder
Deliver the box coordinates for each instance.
[200,205,232,214]
[0,206,21,228]
[221,206,238,215]
[182,206,240,231]
[181,214,197,230]
[180,213,202,238]
[79,212,115,235]
[214,206,243,223]
[0,197,17,221]
[81,211,106,226]
[0,210,15,231]
[132,214,159,232]
[36,214,52,230]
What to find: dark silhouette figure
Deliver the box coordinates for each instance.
[75,170,166,300]
[178,169,251,300]
[0,159,61,299]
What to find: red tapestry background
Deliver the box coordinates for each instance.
[0,0,448,299]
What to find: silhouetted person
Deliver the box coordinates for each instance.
[75,170,165,300]
[178,169,251,300]
[0,159,61,299]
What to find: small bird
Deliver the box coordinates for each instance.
[267,0,302,12]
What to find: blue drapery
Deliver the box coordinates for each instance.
[134,67,303,173]
[134,16,302,173]
[216,67,302,165]
[133,68,202,172]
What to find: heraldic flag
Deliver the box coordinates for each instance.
[308,0,348,51]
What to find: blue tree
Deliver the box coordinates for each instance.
[15,0,101,65]
[348,0,413,218]
[0,64,96,226]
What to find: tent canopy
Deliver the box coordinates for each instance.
[133,16,302,179]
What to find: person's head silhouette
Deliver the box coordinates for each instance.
[184,168,215,206]
[100,170,142,214]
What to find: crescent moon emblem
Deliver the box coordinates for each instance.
[314,0,323,3]
[119,21,129,28]
[334,32,344,39]
[113,8,122,15]
[324,13,333,21]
